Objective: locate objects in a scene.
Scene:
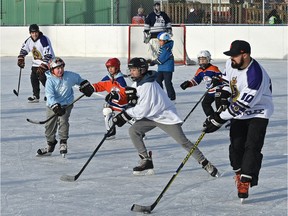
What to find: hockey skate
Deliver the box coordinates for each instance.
[36,140,57,156]
[28,96,39,103]
[59,140,68,158]
[133,151,154,176]
[106,127,116,140]
[235,173,251,203]
[201,159,220,177]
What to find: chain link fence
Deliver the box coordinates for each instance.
[1,0,287,25]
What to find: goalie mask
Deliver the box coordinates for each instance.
[127,57,148,81]
[105,58,121,72]
[48,57,65,72]
[197,50,211,69]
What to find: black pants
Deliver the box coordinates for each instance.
[156,71,176,100]
[229,118,269,187]
[201,94,215,117]
[31,67,46,98]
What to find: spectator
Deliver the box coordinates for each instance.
[186,8,201,24]
[132,7,146,24]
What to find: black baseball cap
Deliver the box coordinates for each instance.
[223,40,251,56]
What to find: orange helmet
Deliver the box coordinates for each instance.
[105,58,121,72]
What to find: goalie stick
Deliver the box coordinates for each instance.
[60,125,115,182]
[13,68,22,96]
[131,132,206,214]
[26,94,85,124]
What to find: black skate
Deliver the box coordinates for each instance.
[59,139,68,158]
[133,151,154,176]
[106,127,116,140]
[201,159,220,177]
[28,96,39,103]
[36,140,57,156]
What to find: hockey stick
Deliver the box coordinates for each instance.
[131,131,206,214]
[26,94,85,124]
[183,88,209,123]
[13,68,22,96]
[60,125,115,182]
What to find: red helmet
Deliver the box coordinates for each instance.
[105,58,121,71]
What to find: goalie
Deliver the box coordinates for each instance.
[143,2,172,61]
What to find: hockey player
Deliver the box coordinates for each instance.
[150,32,176,102]
[113,57,219,177]
[144,2,172,60]
[91,58,128,140]
[37,57,94,157]
[180,50,222,116]
[203,40,274,201]
[17,24,55,103]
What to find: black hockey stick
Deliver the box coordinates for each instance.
[26,94,85,124]
[13,68,22,96]
[183,88,209,123]
[60,125,115,182]
[131,131,206,214]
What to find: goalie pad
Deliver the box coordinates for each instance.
[143,32,151,44]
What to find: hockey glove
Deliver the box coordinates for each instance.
[17,55,25,68]
[79,80,94,97]
[203,112,227,133]
[149,60,157,66]
[215,89,231,111]
[210,76,222,88]
[113,111,132,127]
[36,63,49,76]
[143,31,151,44]
[105,90,119,103]
[125,86,138,106]
[180,80,192,90]
[51,103,66,116]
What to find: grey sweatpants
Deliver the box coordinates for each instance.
[45,105,73,143]
[128,118,206,163]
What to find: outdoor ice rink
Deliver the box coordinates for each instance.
[1,57,287,216]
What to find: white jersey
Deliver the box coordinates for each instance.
[19,32,55,67]
[126,72,182,125]
[220,58,274,120]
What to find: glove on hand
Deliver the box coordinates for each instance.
[125,86,138,106]
[105,90,119,103]
[150,60,157,66]
[51,103,66,116]
[36,63,49,76]
[215,89,231,111]
[79,80,94,97]
[180,80,192,90]
[143,31,151,44]
[203,112,227,133]
[210,76,222,88]
[17,55,25,68]
[112,111,132,127]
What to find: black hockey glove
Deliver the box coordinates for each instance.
[51,103,66,116]
[180,80,192,90]
[211,76,222,88]
[105,90,119,103]
[125,86,138,106]
[203,112,227,133]
[17,55,25,68]
[112,111,132,127]
[215,89,231,111]
[79,80,94,97]
[149,60,157,66]
[36,63,49,76]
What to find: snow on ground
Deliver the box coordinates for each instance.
[1,57,287,216]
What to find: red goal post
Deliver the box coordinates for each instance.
[128,24,187,65]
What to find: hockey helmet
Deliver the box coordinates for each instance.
[48,57,65,71]
[29,24,39,33]
[105,58,121,71]
[157,32,171,41]
[128,57,148,72]
[197,50,212,62]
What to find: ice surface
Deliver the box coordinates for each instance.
[1,57,287,216]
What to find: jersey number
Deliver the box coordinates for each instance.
[241,93,254,103]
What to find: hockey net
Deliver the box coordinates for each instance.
[128,24,187,65]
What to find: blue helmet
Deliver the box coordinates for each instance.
[157,32,171,41]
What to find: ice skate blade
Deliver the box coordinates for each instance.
[133,169,155,176]
[240,198,245,204]
[36,152,52,157]
[61,154,66,158]
[106,135,115,140]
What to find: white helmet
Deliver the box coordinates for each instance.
[197,50,211,62]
